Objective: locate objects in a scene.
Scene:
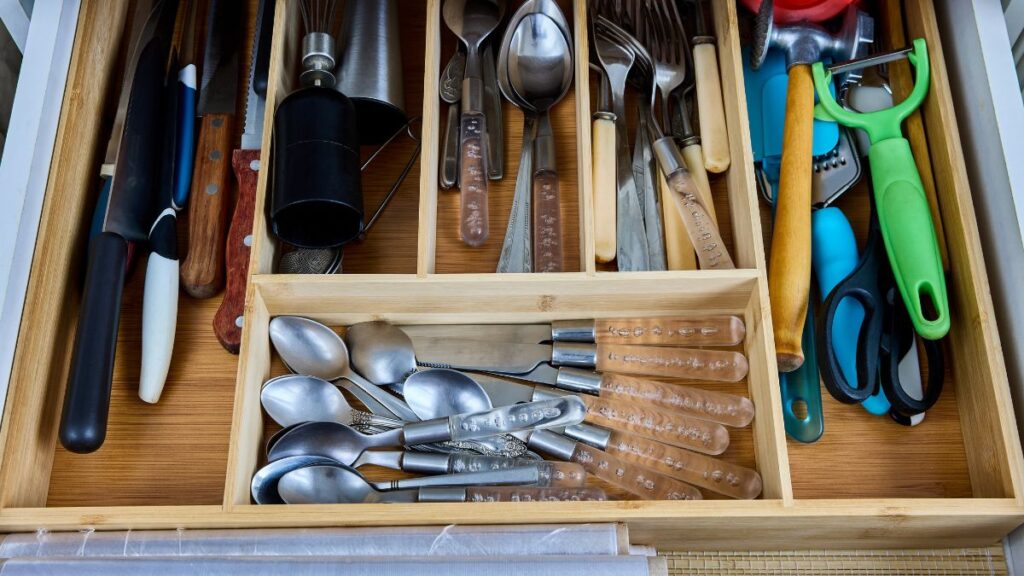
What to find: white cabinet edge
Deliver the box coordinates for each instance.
[0,0,82,421]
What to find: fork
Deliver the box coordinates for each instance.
[600,15,734,270]
[590,2,650,271]
[653,0,718,227]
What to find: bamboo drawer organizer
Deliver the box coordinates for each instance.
[0,0,1021,550]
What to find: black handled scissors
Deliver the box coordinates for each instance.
[818,194,944,421]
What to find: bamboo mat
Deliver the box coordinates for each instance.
[660,547,1007,575]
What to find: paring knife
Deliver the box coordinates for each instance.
[213,0,273,353]
[61,0,179,454]
[470,368,753,427]
[181,0,243,298]
[467,374,729,454]
[410,337,749,382]
[399,315,746,347]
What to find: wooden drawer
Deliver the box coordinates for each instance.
[0,0,1021,550]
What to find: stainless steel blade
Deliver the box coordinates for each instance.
[104,0,177,239]
[399,324,552,344]
[240,0,271,150]
[198,0,243,114]
[482,363,560,386]
[411,337,552,374]
[466,373,537,408]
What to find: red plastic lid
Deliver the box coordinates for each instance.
[739,0,858,24]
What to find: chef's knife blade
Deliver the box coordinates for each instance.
[61,0,178,454]
[182,0,244,298]
[214,0,273,352]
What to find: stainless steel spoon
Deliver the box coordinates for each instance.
[251,454,339,504]
[278,463,541,504]
[507,12,573,273]
[260,374,398,429]
[268,316,419,421]
[345,320,417,393]
[402,368,491,419]
[443,0,504,246]
[267,397,586,465]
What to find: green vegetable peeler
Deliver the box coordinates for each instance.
[811,39,949,341]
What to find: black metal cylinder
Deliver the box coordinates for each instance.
[271,87,362,248]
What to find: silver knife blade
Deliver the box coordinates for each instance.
[412,337,552,375]
[467,373,538,408]
[399,324,552,344]
[240,0,270,150]
[198,0,242,115]
[104,0,178,239]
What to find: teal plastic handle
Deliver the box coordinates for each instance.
[779,306,824,443]
[868,139,949,340]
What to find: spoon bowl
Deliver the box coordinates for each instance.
[251,455,338,504]
[279,464,386,504]
[267,421,371,466]
[261,374,354,427]
[269,316,348,381]
[507,14,573,111]
[345,321,417,385]
[403,368,492,419]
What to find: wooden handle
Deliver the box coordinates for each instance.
[884,0,948,271]
[532,170,563,272]
[594,343,748,382]
[213,149,259,354]
[569,442,701,500]
[598,373,754,427]
[581,395,730,455]
[768,64,814,372]
[182,112,235,298]
[464,487,607,502]
[459,111,489,246]
[592,115,617,263]
[681,143,717,224]
[603,429,761,499]
[694,42,730,173]
[659,170,697,270]
[593,316,745,347]
[666,168,734,269]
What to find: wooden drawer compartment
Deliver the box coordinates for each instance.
[0,0,1021,551]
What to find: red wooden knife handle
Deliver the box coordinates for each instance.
[182,112,235,298]
[213,148,259,354]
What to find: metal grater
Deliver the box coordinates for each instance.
[812,127,861,207]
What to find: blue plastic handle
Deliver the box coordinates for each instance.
[812,207,890,415]
[172,64,197,210]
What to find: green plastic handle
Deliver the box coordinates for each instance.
[811,39,949,340]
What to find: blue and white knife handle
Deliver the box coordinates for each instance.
[172,65,197,211]
[140,209,178,404]
[812,207,890,415]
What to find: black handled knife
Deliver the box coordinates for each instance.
[60,0,179,454]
